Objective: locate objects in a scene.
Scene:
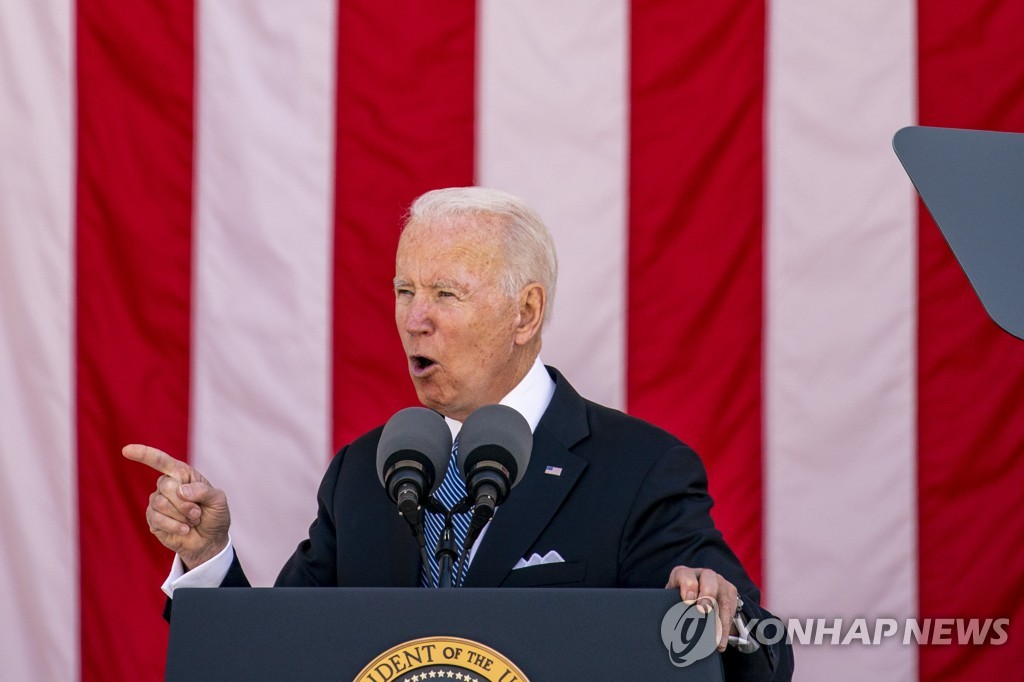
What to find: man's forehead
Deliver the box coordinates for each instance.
[396,217,504,272]
[394,252,493,290]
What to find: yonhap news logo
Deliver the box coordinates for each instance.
[659,596,1010,666]
[660,598,721,667]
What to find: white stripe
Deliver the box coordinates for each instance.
[0,1,77,678]
[765,1,917,679]
[477,0,628,409]
[192,0,338,586]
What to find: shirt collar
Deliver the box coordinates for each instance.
[445,357,555,438]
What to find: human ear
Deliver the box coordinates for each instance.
[513,283,545,345]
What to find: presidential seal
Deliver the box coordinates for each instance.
[355,636,529,682]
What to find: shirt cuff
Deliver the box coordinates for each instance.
[161,537,235,599]
[727,597,762,653]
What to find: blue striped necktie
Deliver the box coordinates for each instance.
[421,436,470,587]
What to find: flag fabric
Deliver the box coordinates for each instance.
[2,1,1022,680]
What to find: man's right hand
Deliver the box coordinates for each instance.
[123,444,231,570]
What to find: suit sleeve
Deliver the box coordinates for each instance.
[619,444,794,681]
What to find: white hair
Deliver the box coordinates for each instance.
[406,187,558,325]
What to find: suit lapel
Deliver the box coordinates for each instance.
[463,368,590,587]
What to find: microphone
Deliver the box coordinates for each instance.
[451,404,532,586]
[457,404,532,526]
[376,407,453,566]
[377,407,452,514]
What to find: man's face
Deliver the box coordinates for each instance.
[394,215,528,422]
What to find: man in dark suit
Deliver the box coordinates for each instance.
[126,187,793,680]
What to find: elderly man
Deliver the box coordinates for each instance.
[126,187,793,680]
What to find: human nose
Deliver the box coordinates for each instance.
[401,294,434,335]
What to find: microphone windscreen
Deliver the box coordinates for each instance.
[457,404,532,488]
[376,407,453,494]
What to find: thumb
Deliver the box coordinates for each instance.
[177,481,212,503]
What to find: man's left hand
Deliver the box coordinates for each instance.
[666,565,740,652]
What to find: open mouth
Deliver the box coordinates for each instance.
[410,355,437,375]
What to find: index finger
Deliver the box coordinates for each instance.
[122,443,190,480]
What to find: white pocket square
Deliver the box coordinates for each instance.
[512,550,565,570]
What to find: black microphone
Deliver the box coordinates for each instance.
[451,404,532,586]
[457,403,532,527]
[376,407,452,567]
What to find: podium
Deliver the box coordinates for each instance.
[166,587,724,681]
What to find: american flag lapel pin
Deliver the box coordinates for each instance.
[544,465,562,476]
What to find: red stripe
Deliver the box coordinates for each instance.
[628,0,766,588]
[75,2,195,679]
[331,1,476,447]
[918,1,1024,678]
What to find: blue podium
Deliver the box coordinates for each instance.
[166,587,724,681]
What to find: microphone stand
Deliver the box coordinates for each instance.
[436,523,457,589]
[424,497,457,588]
[429,495,476,588]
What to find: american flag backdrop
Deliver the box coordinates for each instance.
[2,1,1023,680]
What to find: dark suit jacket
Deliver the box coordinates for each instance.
[218,366,793,680]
